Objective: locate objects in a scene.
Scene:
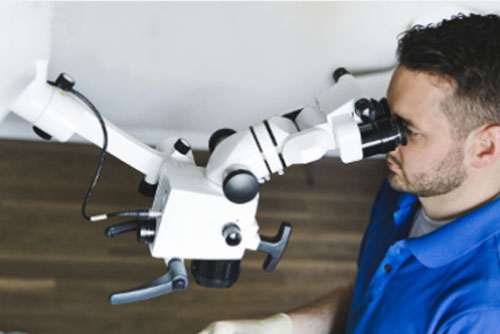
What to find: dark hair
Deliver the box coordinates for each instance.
[396,13,500,138]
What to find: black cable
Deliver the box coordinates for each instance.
[70,89,109,221]
[69,88,160,222]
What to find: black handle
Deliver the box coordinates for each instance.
[109,258,188,305]
[105,220,140,238]
[257,222,292,272]
[105,219,156,244]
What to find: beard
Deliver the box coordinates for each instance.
[387,144,467,197]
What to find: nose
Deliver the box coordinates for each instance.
[387,144,401,158]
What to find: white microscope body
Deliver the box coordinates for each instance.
[5,61,406,304]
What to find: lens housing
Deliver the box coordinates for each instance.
[359,117,407,158]
[191,260,240,289]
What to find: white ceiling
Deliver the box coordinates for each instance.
[0,1,499,149]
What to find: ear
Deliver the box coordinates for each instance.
[469,125,500,168]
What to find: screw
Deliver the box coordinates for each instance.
[173,279,186,290]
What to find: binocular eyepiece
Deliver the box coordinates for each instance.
[356,97,407,158]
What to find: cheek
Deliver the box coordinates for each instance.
[398,139,442,170]
[398,146,421,168]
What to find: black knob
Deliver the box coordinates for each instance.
[174,138,191,155]
[208,128,236,153]
[354,98,373,122]
[333,67,350,83]
[138,179,157,197]
[33,126,52,141]
[222,223,242,246]
[223,169,259,204]
[55,73,75,91]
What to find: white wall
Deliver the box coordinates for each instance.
[0,2,499,149]
[0,2,52,122]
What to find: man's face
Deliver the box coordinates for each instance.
[386,66,467,197]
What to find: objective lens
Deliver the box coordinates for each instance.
[191,260,240,289]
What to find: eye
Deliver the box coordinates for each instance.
[398,118,414,135]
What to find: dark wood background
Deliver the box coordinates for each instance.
[0,139,386,333]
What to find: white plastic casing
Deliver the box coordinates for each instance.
[8,61,168,184]
[281,127,331,166]
[150,160,261,262]
[206,72,366,185]
[328,100,363,163]
[10,61,56,125]
[7,61,368,267]
[206,129,271,185]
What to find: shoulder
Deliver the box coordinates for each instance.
[433,235,500,333]
[437,308,500,334]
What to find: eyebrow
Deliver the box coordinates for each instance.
[391,109,418,130]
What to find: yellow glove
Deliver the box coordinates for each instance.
[198,313,292,334]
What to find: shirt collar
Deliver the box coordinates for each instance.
[392,192,419,227]
[405,194,500,268]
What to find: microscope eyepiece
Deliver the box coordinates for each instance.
[359,116,407,158]
[355,97,392,122]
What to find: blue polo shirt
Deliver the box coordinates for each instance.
[346,180,500,334]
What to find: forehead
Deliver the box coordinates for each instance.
[387,66,455,126]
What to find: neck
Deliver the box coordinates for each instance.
[419,172,500,221]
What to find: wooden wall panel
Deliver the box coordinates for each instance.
[0,140,386,333]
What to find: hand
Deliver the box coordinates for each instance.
[197,313,292,334]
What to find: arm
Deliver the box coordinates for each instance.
[197,277,356,334]
[288,277,355,334]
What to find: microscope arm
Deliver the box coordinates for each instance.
[8,61,168,185]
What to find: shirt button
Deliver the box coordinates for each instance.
[384,264,392,273]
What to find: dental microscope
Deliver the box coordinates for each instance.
[5,61,406,304]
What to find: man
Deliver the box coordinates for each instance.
[199,13,500,333]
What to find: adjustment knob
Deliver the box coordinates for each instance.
[138,179,157,197]
[333,67,350,83]
[174,138,191,155]
[223,169,259,204]
[55,73,75,91]
[222,223,242,246]
[33,126,52,141]
[137,220,156,244]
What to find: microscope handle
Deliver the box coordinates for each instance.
[257,222,292,272]
[109,258,188,305]
[105,220,140,238]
